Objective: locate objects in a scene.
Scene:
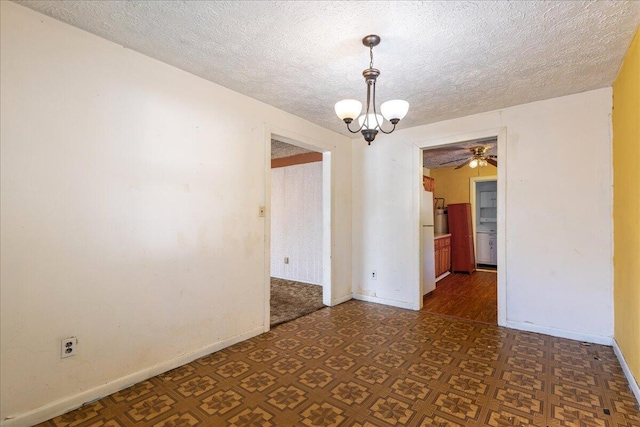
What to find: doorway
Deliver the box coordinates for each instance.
[470,176,498,272]
[264,133,332,330]
[415,129,506,325]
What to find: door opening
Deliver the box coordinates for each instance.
[418,134,502,325]
[470,177,498,272]
[265,136,331,330]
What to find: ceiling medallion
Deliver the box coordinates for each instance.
[334,35,409,145]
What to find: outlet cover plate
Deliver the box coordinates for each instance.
[61,337,77,358]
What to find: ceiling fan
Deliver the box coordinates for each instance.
[440,146,497,169]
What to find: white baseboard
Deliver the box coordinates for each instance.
[270,275,322,286]
[435,271,451,282]
[506,321,613,345]
[612,338,640,406]
[1,327,264,427]
[353,293,418,310]
[330,293,353,306]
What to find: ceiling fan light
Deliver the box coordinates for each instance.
[479,159,488,167]
[469,159,479,168]
[358,113,384,130]
[335,99,362,122]
[380,100,409,122]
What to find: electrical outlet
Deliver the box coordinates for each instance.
[284,257,289,264]
[61,337,77,358]
[259,206,265,217]
[371,271,377,280]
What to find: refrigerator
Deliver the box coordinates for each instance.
[421,188,436,295]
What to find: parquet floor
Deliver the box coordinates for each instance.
[38,300,639,426]
[423,272,497,324]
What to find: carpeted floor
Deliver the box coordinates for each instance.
[270,277,325,327]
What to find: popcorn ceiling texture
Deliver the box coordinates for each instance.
[16,1,640,136]
[423,139,497,170]
[271,140,315,160]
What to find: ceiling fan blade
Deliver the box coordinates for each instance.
[487,158,498,167]
[430,145,471,152]
[487,155,497,158]
[439,157,470,165]
[455,158,474,169]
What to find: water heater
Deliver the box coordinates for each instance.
[434,208,448,235]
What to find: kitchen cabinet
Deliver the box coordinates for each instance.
[476,233,490,263]
[476,232,497,265]
[448,203,476,274]
[423,175,435,192]
[434,235,451,278]
[480,191,497,208]
[489,234,497,264]
[479,191,497,223]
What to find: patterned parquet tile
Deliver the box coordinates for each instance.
[38,301,639,426]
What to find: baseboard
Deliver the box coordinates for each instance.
[506,321,613,346]
[1,326,264,427]
[612,338,640,406]
[270,275,322,286]
[331,293,353,306]
[435,271,451,282]
[353,293,418,310]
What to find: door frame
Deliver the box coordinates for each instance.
[263,127,333,331]
[413,127,507,326]
[470,175,498,268]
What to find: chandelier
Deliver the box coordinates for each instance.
[334,35,409,145]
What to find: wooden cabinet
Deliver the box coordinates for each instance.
[423,175,435,192]
[434,235,451,278]
[448,203,476,274]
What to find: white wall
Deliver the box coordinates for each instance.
[353,88,614,342]
[271,162,323,284]
[0,3,352,425]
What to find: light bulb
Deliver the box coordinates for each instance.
[469,159,478,168]
[358,113,384,130]
[479,159,488,167]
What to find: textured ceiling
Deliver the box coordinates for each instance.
[271,140,315,159]
[423,138,497,169]
[15,1,640,137]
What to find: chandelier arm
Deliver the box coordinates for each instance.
[347,79,373,135]
[365,80,372,117]
[345,121,364,134]
[371,81,395,134]
[377,122,397,135]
